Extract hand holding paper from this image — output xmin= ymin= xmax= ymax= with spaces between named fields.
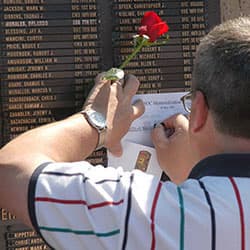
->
xmin=152 ymin=114 xmax=193 ymax=184
xmin=108 ymin=92 xmax=188 ymax=179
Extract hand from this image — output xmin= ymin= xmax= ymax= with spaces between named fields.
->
xmin=151 ymin=114 xmax=195 ymax=184
xmin=83 ymin=73 xmax=145 ymax=156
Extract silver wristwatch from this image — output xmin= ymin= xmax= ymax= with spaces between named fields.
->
xmin=81 ymin=109 xmax=107 ymax=150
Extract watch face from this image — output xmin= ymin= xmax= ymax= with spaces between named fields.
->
xmin=89 ymin=111 xmax=106 ymax=129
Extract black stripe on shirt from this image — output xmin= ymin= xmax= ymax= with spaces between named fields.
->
xmin=28 ymin=162 xmax=54 ymax=249
xmin=122 ymin=173 xmax=134 ymax=250
xmin=189 ymin=154 xmax=250 ymax=179
xmin=199 ymin=180 xmax=216 ymax=250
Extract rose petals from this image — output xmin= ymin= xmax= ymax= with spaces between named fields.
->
xmin=138 ymin=11 xmax=169 ymax=42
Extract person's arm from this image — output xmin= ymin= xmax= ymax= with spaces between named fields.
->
xmin=0 ymin=73 xmax=144 ymax=227
xmin=151 ymin=114 xmax=196 ymax=184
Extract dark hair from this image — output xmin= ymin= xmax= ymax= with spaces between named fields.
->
xmin=192 ymin=16 xmax=250 ymax=138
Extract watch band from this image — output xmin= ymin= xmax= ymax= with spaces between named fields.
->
xmin=81 ymin=109 xmax=107 ymax=150
xmin=96 ymin=127 xmax=106 ymax=150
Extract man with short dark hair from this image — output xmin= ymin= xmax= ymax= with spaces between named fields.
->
xmin=193 ymin=17 xmax=250 ymax=138
xmin=1 ymin=17 xmax=250 ymax=249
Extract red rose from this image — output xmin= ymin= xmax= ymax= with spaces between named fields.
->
xmin=138 ymin=11 xmax=169 ymax=42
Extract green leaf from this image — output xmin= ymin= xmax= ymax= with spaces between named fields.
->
xmin=104 ymin=68 xmax=125 ymax=81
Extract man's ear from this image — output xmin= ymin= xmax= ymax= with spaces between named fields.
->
xmin=189 ymin=91 xmax=209 ymax=133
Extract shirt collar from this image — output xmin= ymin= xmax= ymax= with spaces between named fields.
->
xmin=188 ymin=153 xmax=250 ymax=179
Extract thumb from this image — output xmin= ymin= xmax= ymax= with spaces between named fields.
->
xmin=151 ymin=124 xmax=169 ymax=149
xmin=131 ymin=99 xmax=145 ymax=120
xmin=108 ymin=142 xmax=123 ymax=157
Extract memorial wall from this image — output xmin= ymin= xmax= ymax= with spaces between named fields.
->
xmin=0 ymin=0 xmax=220 ymax=249
xmin=220 ymin=0 xmax=250 ymax=21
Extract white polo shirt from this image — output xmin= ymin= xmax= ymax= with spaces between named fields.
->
xmin=28 ymin=154 xmax=250 ymax=250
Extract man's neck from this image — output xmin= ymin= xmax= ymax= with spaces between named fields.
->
xmin=219 ymin=133 xmax=250 ymax=154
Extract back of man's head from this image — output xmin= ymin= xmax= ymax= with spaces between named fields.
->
xmin=192 ymin=16 xmax=250 ymax=138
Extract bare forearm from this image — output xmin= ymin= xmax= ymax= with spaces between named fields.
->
xmin=0 ymin=113 xmax=98 ymax=226
xmin=0 ymin=113 xmax=97 ymax=168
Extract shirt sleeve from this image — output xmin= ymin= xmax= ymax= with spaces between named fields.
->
xmin=28 ymin=161 xmax=160 ymax=250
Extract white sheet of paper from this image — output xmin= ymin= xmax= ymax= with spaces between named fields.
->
xmin=124 ymin=92 xmax=187 ymax=147
xmin=108 ymin=140 xmax=162 ymax=180
xmin=108 ymin=92 xmax=188 ymax=177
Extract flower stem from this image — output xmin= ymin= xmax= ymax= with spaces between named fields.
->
xmin=119 ymin=38 xmax=148 ymax=70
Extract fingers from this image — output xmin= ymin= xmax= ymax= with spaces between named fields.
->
xmin=151 ymin=114 xmax=189 ymax=149
xmin=110 ymin=79 xmax=124 ymax=100
xmin=95 ymin=73 xmax=140 ymax=100
xmin=131 ymin=99 xmax=145 ymax=120
xmin=161 ymin=114 xmax=189 ymax=131
xmin=112 ymin=77 xmax=124 ymax=87
xmin=151 ymin=124 xmax=169 ymax=149
xmin=110 ymin=74 xmax=141 ymax=104
xmin=123 ymin=75 xmax=140 ymax=98
xmin=96 ymin=71 xmax=124 ymax=88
